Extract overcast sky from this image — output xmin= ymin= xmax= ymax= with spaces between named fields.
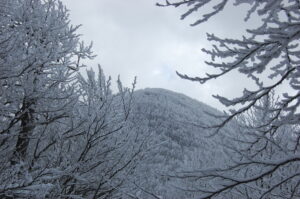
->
xmin=62 ymin=0 xmax=256 ymax=110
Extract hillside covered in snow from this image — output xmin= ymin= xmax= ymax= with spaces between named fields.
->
xmin=124 ymin=88 xmax=232 ymax=199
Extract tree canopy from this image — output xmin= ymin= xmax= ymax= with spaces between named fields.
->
xmin=158 ymin=0 xmax=300 ymax=198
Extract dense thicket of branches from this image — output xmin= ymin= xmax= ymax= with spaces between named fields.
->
xmin=0 ymin=0 xmax=140 ymax=198
xmin=158 ymin=0 xmax=300 ymax=198
xmin=2 ymin=0 xmax=300 ymax=198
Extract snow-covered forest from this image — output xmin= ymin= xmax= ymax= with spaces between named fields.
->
xmin=0 ymin=0 xmax=299 ymax=198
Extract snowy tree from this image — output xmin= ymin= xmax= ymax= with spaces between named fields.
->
xmin=55 ymin=66 xmax=141 ymax=198
xmin=0 ymin=0 xmax=93 ymax=162
xmin=158 ymin=0 xmax=300 ymax=198
xmin=0 ymin=0 xmax=139 ymax=198
xmin=171 ymin=93 xmax=300 ymax=198
xmin=0 ymin=0 xmax=92 ymax=197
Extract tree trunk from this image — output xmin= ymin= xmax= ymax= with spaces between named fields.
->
xmin=13 ymin=98 xmax=35 ymax=163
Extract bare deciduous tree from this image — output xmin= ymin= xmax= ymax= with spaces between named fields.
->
xmin=158 ymin=0 xmax=300 ymax=198
xmin=0 ymin=1 xmax=140 ymax=198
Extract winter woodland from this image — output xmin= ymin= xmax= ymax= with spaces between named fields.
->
xmin=0 ymin=0 xmax=299 ymax=198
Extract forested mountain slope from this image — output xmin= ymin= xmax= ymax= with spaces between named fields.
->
xmin=125 ymin=88 xmax=231 ymax=199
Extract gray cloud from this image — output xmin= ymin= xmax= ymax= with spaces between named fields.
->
xmin=62 ymin=0 xmax=258 ymax=110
